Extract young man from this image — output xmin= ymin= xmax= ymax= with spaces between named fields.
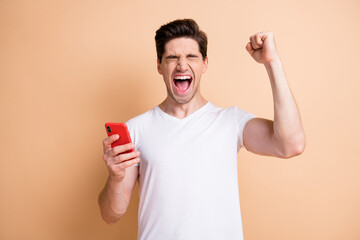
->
xmin=99 ymin=19 xmax=305 ymax=240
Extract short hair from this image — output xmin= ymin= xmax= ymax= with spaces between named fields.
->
xmin=155 ymin=19 xmax=208 ymax=63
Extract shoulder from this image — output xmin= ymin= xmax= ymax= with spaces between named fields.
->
xmin=125 ymin=107 xmax=158 ymax=145
xmin=209 ymin=103 xmax=254 ymax=119
xmin=126 ymin=107 xmax=157 ymax=128
xmin=232 ymin=106 xmax=255 ymax=119
xmin=231 ymin=106 xmax=256 ymax=128
xmin=204 ymin=103 xmax=256 ymax=129
xmin=219 ymin=105 xmax=256 ymax=133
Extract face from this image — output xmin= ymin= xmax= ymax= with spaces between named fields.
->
xmin=157 ymin=37 xmax=208 ymax=105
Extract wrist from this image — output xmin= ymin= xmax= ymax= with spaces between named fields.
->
xmin=108 ymin=174 xmax=124 ymax=187
xmin=264 ymin=56 xmax=282 ymax=69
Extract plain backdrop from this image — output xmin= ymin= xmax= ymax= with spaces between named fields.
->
xmin=1 ymin=0 xmax=359 ymax=239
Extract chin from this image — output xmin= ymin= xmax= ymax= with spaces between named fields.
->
xmin=171 ymin=94 xmax=194 ymax=105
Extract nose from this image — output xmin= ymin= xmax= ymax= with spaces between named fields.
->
xmin=176 ymin=57 xmax=189 ymax=72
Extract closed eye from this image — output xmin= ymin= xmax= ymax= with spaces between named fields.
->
xmin=165 ymin=55 xmax=178 ymax=60
xmin=187 ymin=54 xmax=199 ymax=59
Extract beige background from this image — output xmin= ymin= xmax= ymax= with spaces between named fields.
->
xmin=1 ymin=0 xmax=359 ymax=239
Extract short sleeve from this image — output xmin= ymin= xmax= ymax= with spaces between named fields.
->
xmin=233 ymin=106 xmax=256 ymax=150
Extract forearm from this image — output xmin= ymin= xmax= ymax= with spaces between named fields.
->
xmin=264 ymin=57 xmax=305 ymax=156
xmin=98 ymin=176 xmax=128 ymax=224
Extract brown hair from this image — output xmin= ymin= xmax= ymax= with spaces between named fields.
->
xmin=155 ymin=19 xmax=208 ymax=63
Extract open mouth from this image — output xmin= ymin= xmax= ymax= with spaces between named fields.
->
xmin=173 ymin=75 xmax=192 ymax=93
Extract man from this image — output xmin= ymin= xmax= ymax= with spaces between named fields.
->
xmin=98 ymin=19 xmax=305 ymax=240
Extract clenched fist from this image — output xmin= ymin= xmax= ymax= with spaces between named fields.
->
xmin=246 ymin=32 xmax=279 ymax=64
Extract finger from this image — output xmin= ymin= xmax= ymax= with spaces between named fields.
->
xmin=121 ymin=157 xmax=141 ymax=168
xmin=257 ymin=31 xmax=273 ymax=39
xmin=112 ymin=150 xmax=140 ymax=164
xmin=103 ymin=134 xmax=119 ymax=151
xmin=255 ymin=34 xmax=263 ymax=46
xmin=104 ymin=142 xmax=134 ymax=158
xmin=111 ymin=143 xmax=135 ymax=156
xmin=108 ymin=157 xmax=140 ymax=178
xmin=249 ymin=35 xmax=262 ymax=50
xmin=104 ymin=142 xmax=135 ymax=160
xmin=246 ymin=42 xmax=254 ymax=55
xmin=257 ymin=32 xmax=275 ymax=47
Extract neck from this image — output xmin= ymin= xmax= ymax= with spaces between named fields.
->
xmin=159 ymin=95 xmax=208 ymax=119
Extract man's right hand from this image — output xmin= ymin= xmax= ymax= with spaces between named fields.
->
xmin=102 ymin=134 xmax=140 ymax=182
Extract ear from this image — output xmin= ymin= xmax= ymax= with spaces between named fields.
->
xmin=157 ymin=59 xmax=162 ymax=74
xmin=202 ymin=57 xmax=208 ymax=73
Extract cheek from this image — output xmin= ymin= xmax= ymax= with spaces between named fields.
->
xmin=162 ymin=70 xmax=173 ymax=84
xmin=163 ymin=64 xmax=175 ymax=74
xmin=191 ymin=65 xmax=203 ymax=76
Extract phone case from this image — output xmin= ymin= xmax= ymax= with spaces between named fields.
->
xmin=105 ymin=123 xmax=134 ymax=153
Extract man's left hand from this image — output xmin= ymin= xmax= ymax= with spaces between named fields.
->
xmin=246 ymin=32 xmax=279 ymax=64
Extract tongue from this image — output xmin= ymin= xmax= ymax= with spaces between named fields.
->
xmin=175 ymin=80 xmax=190 ymax=91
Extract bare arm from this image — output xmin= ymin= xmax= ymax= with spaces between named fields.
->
xmin=243 ymin=32 xmax=305 ymax=158
xmin=98 ymin=135 xmax=140 ymax=224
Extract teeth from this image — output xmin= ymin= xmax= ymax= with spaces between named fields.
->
xmin=174 ymin=76 xmax=191 ymax=80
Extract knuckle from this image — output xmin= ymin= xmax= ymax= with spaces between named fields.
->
xmin=105 ymin=158 xmax=113 ymax=167
xmin=104 ymin=148 xmax=111 ymax=155
xmin=117 ymin=154 xmax=125 ymax=161
xmin=109 ymin=148 xmax=117 ymax=156
xmin=109 ymin=164 xmax=117 ymax=173
xmin=103 ymin=138 xmax=110 ymax=146
xmin=116 ymin=154 xmax=126 ymax=162
xmin=118 ymin=163 xmax=126 ymax=171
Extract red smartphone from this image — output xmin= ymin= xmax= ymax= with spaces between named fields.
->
xmin=105 ymin=123 xmax=134 ymax=153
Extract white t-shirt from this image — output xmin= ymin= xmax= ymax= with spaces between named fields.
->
xmin=126 ymin=102 xmax=255 ymax=240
